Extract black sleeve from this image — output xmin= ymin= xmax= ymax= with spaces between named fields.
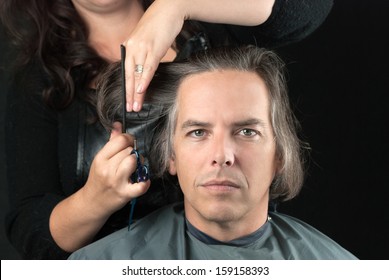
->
xmin=203 ymin=0 xmax=334 ymax=48
xmin=5 ymin=61 xmax=70 ymax=259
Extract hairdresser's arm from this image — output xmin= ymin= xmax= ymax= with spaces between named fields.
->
xmin=124 ymin=0 xmax=275 ymax=112
xmin=5 ymin=62 xmax=149 ymax=257
xmin=50 ymin=127 xmax=150 ymax=252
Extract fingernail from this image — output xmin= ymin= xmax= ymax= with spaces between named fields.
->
xmin=136 ymin=83 xmax=143 ymax=94
xmin=133 ymin=101 xmax=140 ymax=112
xmin=126 ymin=102 xmax=132 ymax=112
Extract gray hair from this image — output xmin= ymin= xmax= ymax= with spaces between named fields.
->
xmin=97 ymin=45 xmax=307 ymax=201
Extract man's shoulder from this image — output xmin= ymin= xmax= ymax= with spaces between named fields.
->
xmin=68 ymin=203 xmax=185 ymax=260
xmin=268 ymin=212 xmax=358 ymax=259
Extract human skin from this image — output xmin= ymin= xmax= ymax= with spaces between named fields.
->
xmin=169 ymin=70 xmax=280 ymax=242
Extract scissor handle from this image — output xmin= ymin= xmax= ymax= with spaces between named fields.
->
xmin=130 ymin=149 xmax=149 ymax=183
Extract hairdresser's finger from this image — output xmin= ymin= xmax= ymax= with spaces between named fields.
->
xmin=100 ymin=133 xmax=135 ymax=160
xmin=116 ymin=155 xmax=151 ymax=198
xmin=109 ymin=122 xmax=123 ymax=140
xmin=124 ymin=44 xmax=147 ymax=112
xmin=115 ymin=150 xmax=137 ymax=179
xmin=132 ymin=54 xmax=159 ymax=112
xmin=126 ymin=181 xmax=151 ymax=200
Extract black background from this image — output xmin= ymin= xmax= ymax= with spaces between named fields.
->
xmin=1 ymin=0 xmax=388 ymax=259
xmin=276 ymin=0 xmax=389 ymax=259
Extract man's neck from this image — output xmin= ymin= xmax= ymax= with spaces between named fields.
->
xmin=185 ymin=206 xmax=269 ymax=243
xmin=185 ymin=217 xmax=270 ymax=246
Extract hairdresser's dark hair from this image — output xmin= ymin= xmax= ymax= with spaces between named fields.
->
xmin=1 ymin=0 xmax=103 ymax=108
xmin=97 ymin=45 xmax=308 ymax=201
xmin=0 ymin=0 xmax=202 ymax=109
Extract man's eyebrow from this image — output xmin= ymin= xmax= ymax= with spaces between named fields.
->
xmin=233 ymin=118 xmax=267 ymax=128
xmin=180 ymin=118 xmax=268 ymax=130
xmin=181 ymin=120 xmax=211 ymax=130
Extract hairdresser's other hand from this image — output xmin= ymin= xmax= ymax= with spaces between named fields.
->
xmin=123 ymin=0 xmax=184 ymax=112
xmin=84 ymin=122 xmax=151 ymax=216
xmin=123 ymin=0 xmax=276 ymax=112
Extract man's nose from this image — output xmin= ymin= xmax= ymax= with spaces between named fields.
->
xmin=211 ymin=134 xmax=235 ymax=167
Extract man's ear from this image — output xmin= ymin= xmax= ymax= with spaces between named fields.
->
xmin=168 ymin=156 xmax=177 ymax=175
xmin=275 ymin=156 xmax=283 ymax=175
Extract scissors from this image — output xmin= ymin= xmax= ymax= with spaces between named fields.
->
xmin=120 ymin=45 xmax=149 ymax=230
xmin=129 ymin=139 xmax=149 ymax=183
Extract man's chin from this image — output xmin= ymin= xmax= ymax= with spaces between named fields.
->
xmin=200 ymin=205 xmax=239 ymax=224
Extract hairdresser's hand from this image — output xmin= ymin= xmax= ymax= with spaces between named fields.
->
xmin=83 ymin=122 xmax=150 ymax=216
xmin=123 ymin=1 xmax=184 ymax=112
xmin=50 ymin=122 xmax=150 ymax=251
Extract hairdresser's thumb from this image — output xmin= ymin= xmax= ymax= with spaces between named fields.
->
xmin=109 ymin=121 xmax=123 ymax=140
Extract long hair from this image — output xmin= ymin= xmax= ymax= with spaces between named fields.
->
xmin=0 ymin=0 xmax=202 ymax=109
xmin=97 ymin=45 xmax=308 ymax=201
xmin=0 ymin=0 xmax=105 ymax=108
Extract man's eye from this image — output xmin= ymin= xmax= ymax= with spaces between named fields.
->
xmin=190 ymin=130 xmax=205 ymax=137
xmin=239 ymin=128 xmax=258 ymax=137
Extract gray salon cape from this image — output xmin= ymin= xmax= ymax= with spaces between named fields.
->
xmin=68 ymin=203 xmax=357 ymax=260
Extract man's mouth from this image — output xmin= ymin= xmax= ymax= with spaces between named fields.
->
xmin=200 ymin=179 xmax=241 ymax=191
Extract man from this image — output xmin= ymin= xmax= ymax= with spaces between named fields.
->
xmin=69 ymin=46 xmax=356 ymax=259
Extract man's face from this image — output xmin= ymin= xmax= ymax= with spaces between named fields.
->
xmin=169 ymin=70 xmax=279 ymax=232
